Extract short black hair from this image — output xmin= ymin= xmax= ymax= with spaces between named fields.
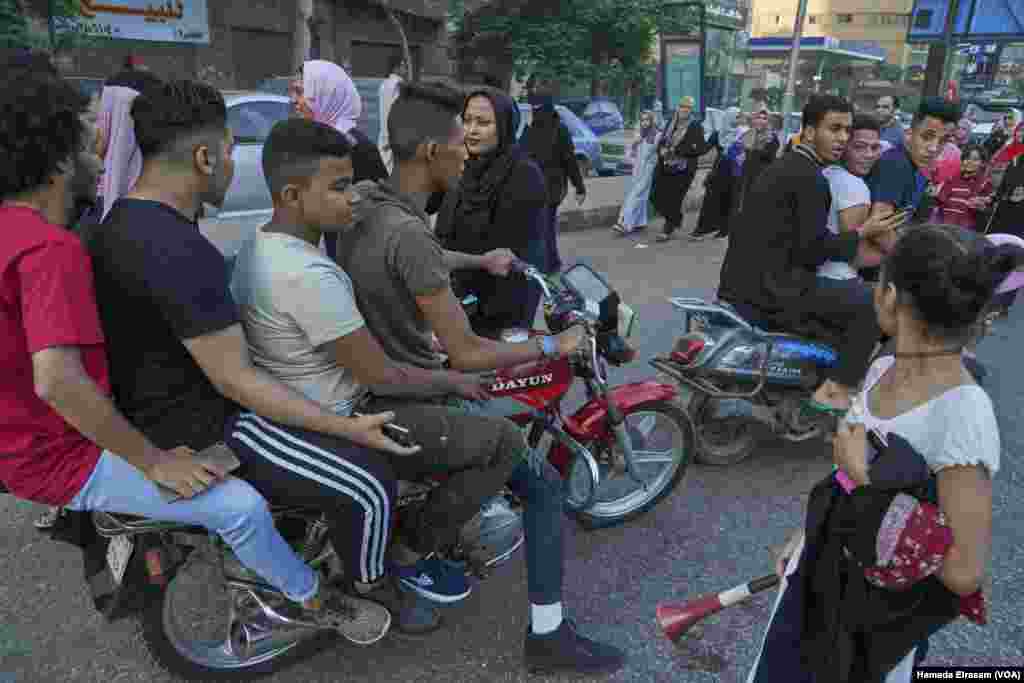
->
xmin=0 ymin=70 xmax=88 ymax=199
xmin=802 ymin=94 xmax=852 ymax=129
xmin=913 ymin=97 xmax=960 ymax=129
xmin=851 ymin=113 xmax=881 ymax=134
xmin=960 ymin=143 xmax=987 ymax=162
xmin=388 ymin=55 xmax=405 ymax=74
xmin=482 ymin=74 xmax=502 ymax=89
xmin=388 ymin=81 xmax=464 ymax=162
xmin=131 ymin=80 xmax=227 ymax=161
xmin=884 ymin=224 xmax=1018 ymax=339
xmin=105 ymin=69 xmax=163 ymax=94
xmin=261 ymin=118 xmax=353 ymax=196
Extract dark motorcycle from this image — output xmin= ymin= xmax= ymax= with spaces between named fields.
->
xmin=650 ymin=297 xmax=841 ymax=466
xmin=1 ymin=477 xmax=521 ymax=681
xmin=651 ymin=241 xmax=1024 ymax=466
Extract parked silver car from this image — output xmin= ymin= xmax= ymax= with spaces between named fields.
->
xmin=200 ymin=92 xmax=293 ymax=253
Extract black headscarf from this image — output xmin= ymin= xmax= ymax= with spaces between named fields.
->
xmin=455 ymin=87 xmax=521 ymax=223
xmin=523 ymin=97 xmax=560 ymax=165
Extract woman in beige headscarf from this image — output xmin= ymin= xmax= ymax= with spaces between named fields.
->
xmin=730 ymin=104 xmax=781 ymax=222
xmin=650 ymin=96 xmax=717 ymax=242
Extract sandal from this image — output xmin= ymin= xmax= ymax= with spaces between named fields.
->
xmin=612 ymin=223 xmax=630 ymax=236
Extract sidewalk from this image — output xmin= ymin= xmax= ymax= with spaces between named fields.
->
xmin=202 ymin=166 xmax=712 ymax=256
xmin=557 ymin=167 xmax=709 ymax=234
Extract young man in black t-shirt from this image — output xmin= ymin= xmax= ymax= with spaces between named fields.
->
xmin=718 ymin=95 xmax=904 ymax=424
xmin=88 ymin=80 xmax=421 ymax=642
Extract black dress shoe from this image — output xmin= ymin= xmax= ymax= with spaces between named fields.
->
xmin=524 ymin=619 xmax=626 ymax=675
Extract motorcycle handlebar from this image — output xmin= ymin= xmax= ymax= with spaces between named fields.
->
xmin=512 ymin=260 xmax=554 ymax=302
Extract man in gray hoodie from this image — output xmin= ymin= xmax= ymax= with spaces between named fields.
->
xmin=336 ymin=81 xmax=627 ymax=676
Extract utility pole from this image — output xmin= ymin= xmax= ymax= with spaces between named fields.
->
xmin=781 ymin=0 xmax=809 ymax=124
xmin=293 ymin=0 xmax=314 ymax=74
xmin=940 ymin=0 xmax=960 ymax=97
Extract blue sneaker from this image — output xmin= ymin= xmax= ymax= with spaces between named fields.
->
xmin=395 ymin=554 xmax=472 ymax=604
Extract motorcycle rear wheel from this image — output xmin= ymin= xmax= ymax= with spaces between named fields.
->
xmin=572 ymin=400 xmax=693 ymax=530
xmin=688 ymin=393 xmax=758 ymax=466
xmin=141 ymin=548 xmax=329 ymax=681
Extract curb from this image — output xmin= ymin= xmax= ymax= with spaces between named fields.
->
xmin=559 ymin=174 xmax=708 ymax=234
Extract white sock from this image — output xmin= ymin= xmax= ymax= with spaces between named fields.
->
xmin=530 ymin=602 xmax=564 ymax=635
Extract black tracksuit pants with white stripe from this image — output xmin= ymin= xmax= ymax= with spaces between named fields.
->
xmin=225 ymin=412 xmax=396 ymax=584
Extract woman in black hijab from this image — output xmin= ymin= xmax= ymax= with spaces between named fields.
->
xmin=435 ymin=87 xmax=549 ymax=337
xmin=521 ymin=97 xmax=586 ymax=275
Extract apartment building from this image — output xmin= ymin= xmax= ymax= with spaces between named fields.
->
xmin=23 ymin=0 xmax=455 ymax=89
xmin=751 ymin=0 xmax=917 ymax=67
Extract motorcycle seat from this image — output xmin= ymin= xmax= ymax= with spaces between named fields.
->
xmin=93 ymin=502 xmax=326 ymax=538
xmin=717 ymin=300 xmax=843 ymax=347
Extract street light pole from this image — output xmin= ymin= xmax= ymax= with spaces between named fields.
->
xmin=939 ymin=0 xmax=961 ymax=97
xmin=781 ymin=0 xmax=809 ymax=124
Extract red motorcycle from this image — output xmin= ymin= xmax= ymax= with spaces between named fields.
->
xmin=471 ymin=261 xmax=693 ymax=529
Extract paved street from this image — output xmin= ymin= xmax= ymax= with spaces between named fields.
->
xmin=2 ymin=228 xmax=1022 ymax=682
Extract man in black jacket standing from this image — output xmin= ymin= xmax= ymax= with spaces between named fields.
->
xmin=521 ymin=97 xmax=586 ymax=274
xmin=718 ymin=95 xmax=905 ymax=425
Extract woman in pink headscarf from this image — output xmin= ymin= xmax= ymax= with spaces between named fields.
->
xmin=290 ymin=59 xmax=388 ymax=260
xmin=95 ymin=71 xmax=162 ymax=219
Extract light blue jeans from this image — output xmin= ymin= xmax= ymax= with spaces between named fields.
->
xmin=68 ymin=451 xmax=318 ymax=603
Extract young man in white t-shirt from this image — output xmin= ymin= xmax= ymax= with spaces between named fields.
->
xmin=819 ymin=114 xmax=884 ymax=280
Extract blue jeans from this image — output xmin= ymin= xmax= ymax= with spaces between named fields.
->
xmin=453 ymin=399 xmax=564 ymax=605
xmin=68 ymin=451 xmax=318 ymax=603
xmin=507 ymin=458 xmax=565 ymax=605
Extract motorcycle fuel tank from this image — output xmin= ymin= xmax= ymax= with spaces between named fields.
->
xmin=704 ymin=329 xmax=838 ymax=387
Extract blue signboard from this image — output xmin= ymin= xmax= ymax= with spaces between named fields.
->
xmin=54 ymin=0 xmax=210 ymax=43
xmin=908 ymin=0 xmax=1024 ymax=41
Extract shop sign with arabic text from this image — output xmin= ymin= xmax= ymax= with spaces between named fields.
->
xmin=54 ymin=0 xmax=210 ymax=43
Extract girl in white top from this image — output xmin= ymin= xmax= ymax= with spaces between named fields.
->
xmin=749 ymin=223 xmax=1011 ymax=683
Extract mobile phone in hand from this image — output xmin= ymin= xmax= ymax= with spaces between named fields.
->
xmin=352 ymin=412 xmax=417 ymax=448
xmin=157 ymin=442 xmax=240 ymax=503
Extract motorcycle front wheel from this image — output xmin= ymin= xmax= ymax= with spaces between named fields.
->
xmin=572 ymin=400 xmax=693 ymax=530
xmin=141 ymin=546 xmax=328 ymax=681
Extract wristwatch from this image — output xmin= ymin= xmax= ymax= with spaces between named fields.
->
xmin=536 ymin=335 xmax=558 ymax=359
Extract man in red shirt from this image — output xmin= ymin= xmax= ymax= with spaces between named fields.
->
xmin=0 ymin=68 xmax=388 ymax=642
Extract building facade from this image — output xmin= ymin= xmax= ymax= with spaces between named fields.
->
xmin=23 ymin=0 xmax=454 ymax=88
xmin=751 ymin=0 xmax=915 ymax=67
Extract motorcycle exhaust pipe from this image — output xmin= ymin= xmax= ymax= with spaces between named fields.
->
xmin=228 ymin=587 xmax=320 ymax=661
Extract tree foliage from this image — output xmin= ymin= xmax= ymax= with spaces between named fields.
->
xmin=0 ymin=0 xmax=97 ymax=53
xmin=464 ymin=0 xmax=701 ymax=89
xmin=0 ymin=0 xmax=30 ymax=49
